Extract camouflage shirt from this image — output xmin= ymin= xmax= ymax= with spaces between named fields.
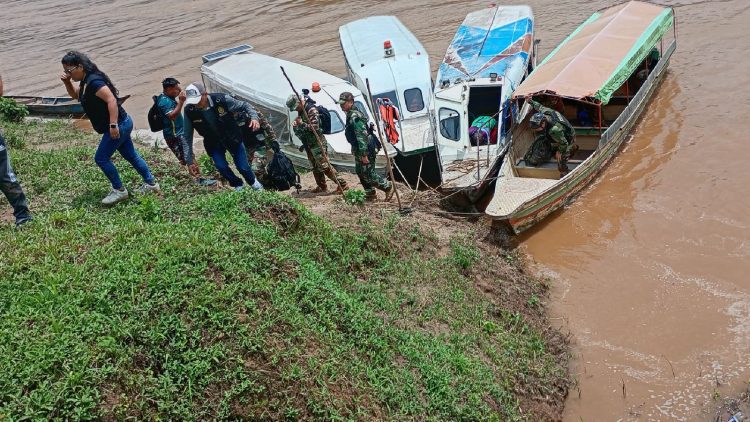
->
xmin=531 ymin=100 xmax=570 ymax=153
xmin=345 ymin=108 xmax=369 ymax=156
xmin=256 ymin=110 xmax=277 ymax=147
xmin=293 ymin=104 xmax=323 ymax=145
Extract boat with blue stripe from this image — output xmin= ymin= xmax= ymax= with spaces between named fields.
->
xmin=433 ymin=5 xmax=537 ymax=201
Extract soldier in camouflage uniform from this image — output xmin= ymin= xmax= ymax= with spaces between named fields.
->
xmin=286 ymin=95 xmax=348 ymax=193
xmin=236 ymin=108 xmax=277 ymax=186
xmin=524 ymin=98 xmax=577 ymax=176
xmin=338 ymin=92 xmax=393 ymax=201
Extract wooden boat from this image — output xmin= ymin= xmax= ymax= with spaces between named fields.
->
xmin=200 ymin=45 xmax=393 ymax=175
xmin=433 ymin=5 xmax=537 ymax=202
xmin=339 ymin=16 xmax=440 ymax=186
xmin=485 ymin=1 xmax=677 ymax=234
xmin=7 ymin=95 xmax=130 ymax=118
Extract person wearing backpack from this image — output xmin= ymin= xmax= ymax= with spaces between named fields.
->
xmin=153 ymin=78 xmax=215 ymax=186
xmin=286 ymin=94 xmax=347 ymax=193
xmin=339 ymin=92 xmax=393 ymax=202
xmin=524 ymin=97 xmax=577 ymax=176
xmin=183 ymin=82 xmax=263 ymax=191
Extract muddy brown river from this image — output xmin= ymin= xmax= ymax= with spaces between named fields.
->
xmin=3 ymin=0 xmax=749 ymax=420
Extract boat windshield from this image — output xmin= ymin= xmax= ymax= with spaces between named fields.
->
xmin=329 ymin=110 xmax=345 ymax=134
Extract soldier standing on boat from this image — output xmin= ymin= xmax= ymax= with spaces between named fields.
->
xmin=524 ymin=97 xmax=577 ymax=177
xmin=339 ymin=92 xmax=393 ymax=201
xmin=286 ymin=94 xmax=348 ymax=193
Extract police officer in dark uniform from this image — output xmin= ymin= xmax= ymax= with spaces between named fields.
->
xmin=183 ymin=82 xmax=263 ymax=191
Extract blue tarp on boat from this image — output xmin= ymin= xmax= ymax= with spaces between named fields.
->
xmin=437 ymin=6 xmax=534 ymax=85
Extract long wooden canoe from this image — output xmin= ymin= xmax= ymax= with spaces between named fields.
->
xmin=486 ymin=1 xmax=676 ymax=234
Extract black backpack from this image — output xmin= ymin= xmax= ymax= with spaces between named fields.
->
xmin=266 ymin=141 xmax=301 ymax=192
xmin=304 ymin=100 xmax=332 ymax=135
xmin=147 ymin=95 xmax=164 ymax=132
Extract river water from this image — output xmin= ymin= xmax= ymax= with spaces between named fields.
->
xmin=3 ymin=0 xmax=748 ymax=420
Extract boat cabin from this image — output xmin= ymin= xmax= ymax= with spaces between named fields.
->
xmin=339 ymin=16 xmax=434 ymax=155
xmin=434 ymin=5 xmax=536 ymax=190
xmin=434 ymin=6 xmax=535 ymax=150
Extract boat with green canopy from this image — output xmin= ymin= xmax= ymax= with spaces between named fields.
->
xmin=486 ymin=0 xmax=676 ymax=234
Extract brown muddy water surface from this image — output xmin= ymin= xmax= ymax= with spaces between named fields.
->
xmin=3 ymin=0 xmax=750 ymax=420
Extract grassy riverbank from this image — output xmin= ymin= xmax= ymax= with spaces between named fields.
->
xmin=0 ymin=118 xmax=568 ymax=420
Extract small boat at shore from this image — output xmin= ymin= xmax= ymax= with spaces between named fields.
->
xmin=7 ymin=95 xmax=130 ymax=118
xmin=433 ymin=5 xmax=537 ymax=203
xmin=200 ymin=45 xmax=393 ymax=175
xmin=339 ymin=16 xmax=440 ymax=186
xmin=486 ymin=0 xmax=677 ymax=234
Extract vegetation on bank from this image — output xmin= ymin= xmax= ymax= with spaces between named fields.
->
xmin=0 ymin=117 xmax=568 ymax=420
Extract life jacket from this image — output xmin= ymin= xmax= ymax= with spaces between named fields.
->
xmin=378 ymin=103 xmax=399 ymax=145
xmin=79 ymin=73 xmax=126 ymax=134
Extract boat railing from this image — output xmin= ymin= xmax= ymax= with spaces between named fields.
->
xmin=600 ymin=40 xmax=676 ymax=148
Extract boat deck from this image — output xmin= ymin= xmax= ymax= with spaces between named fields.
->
xmin=513 ymin=148 xmax=594 ymax=179
xmin=486 ymin=160 xmax=557 ymax=217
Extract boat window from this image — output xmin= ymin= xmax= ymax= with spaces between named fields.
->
xmin=404 ymin=88 xmax=424 ymax=112
xmin=354 ymin=101 xmax=368 ymax=116
xmin=329 ymin=110 xmax=345 ymax=134
xmin=439 ymin=108 xmax=460 ymax=141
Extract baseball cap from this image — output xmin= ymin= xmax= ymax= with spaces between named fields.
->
xmin=338 ymin=92 xmax=354 ymax=105
xmin=184 ymin=82 xmax=206 ymax=105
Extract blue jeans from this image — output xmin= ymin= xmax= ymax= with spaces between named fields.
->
xmin=94 ymin=115 xmax=155 ymax=190
xmin=208 ymin=141 xmax=256 ymax=187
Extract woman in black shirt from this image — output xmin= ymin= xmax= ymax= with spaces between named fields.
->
xmin=60 ymin=51 xmax=159 ymax=206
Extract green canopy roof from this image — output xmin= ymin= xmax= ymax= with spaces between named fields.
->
xmin=513 ymin=1 xmax=674 ymax=104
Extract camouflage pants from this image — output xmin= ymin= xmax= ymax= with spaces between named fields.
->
xmin=304 ymin=142 xmax=347 ymax=190
xmin=524 ymin=137 xmax=574 ymax=172
xmin=354 ymin=150 xmax=391 ymax=197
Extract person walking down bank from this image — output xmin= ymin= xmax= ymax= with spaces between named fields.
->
xmin=155 ymin=77 xmax=216 ymax=186
xmin=60 ymin=51 xmax=159 ymax=206
xmin=287 ymin=94 xmax=348 ymax=193
xmin=339 ymin=92 xmax=393 ymax=201
xmin=0 ymin=74 xmax=32 ymax=227
xmin=183 ymin=83 xmax=263 ymax=191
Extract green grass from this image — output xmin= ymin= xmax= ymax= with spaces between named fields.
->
xmin=0 ymin=119 xmax=567 ymax=420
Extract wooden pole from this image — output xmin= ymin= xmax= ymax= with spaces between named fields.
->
xmin=280 ymin=66 xmax=344 ymax=195
xmin=365 ymin=78 xmax=403 ymax=209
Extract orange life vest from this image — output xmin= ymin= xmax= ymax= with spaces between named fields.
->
xmin=378 ymin=103 xmax=400 ymax=145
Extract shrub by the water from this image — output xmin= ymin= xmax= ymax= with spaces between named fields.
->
xmin=0 ymin=97 xmax=29 ymax=123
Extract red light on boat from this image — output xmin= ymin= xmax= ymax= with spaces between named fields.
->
xmin=311 ymin=82 xmax=321 ymax=92
xmin=384 ymin=40 xmax=392 ymax=49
